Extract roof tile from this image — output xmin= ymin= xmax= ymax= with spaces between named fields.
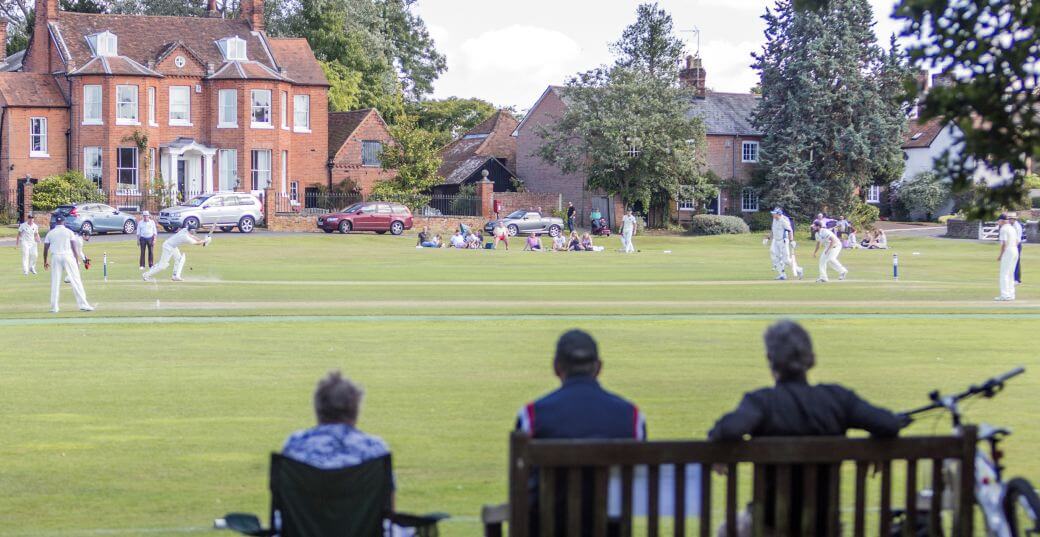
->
xmin=0 ymin=72 xmax=66 ymax=107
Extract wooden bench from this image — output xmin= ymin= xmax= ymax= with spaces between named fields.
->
xmin=484 ymin=427 xmax=977 ymax=537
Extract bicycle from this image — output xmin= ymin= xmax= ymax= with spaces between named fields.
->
xmin=900 ymin=367 xmax=1040 ymax=536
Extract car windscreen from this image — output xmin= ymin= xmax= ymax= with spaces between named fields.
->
xmin=54 ymin=206 xmax=74 ymax=215
xmin=505 ymin=210 xmax=526 ymax=219
xmin=342 ymin=203 xmax=363 ymax=213
xmin=182 ymin=196 xmax=211 ymax=207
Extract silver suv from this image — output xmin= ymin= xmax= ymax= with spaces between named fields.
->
xmin=158 ymin=192 xmax=263 ymax=233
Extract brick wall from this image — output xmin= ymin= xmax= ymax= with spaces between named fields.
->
xmin=1 ymin=107 xmax=69 ymax=188
xmin=330 ymin=111 xmax=394 ymax=195
xmin=492 ymin=192 xmax=561 ymax=217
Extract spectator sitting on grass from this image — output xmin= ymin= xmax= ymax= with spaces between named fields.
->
xmin=450 ymin=231 xmax=466 ymax=249
xmin=466 ymin=231 xmax=482 ymax=249
xmin=417 ymin=226 xmax=436 ymax=248
xmin=431 ymin=234 xmax=443 ymax=248
xmin=568 ymin=232 xmax=584 ymax=251
xmin=493 ymin=222 xmax=509 ymax=250
xmin=580 ymin=232 xmax=594 ymax=251
xmin=524 ymin=232 xmax=542 ymax=251
xmin=551 ymin=233 xmax=567 ymax=252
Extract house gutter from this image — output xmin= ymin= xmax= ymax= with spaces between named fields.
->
xmin=67 ymin=75 xmax=73 ymax=171
xmin=0 ymin=106 xmax=7 ymax=185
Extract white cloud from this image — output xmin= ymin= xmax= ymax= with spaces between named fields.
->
xmin=699 ymin=40 xmax=760 ymax=93
xmin=458 ymin=25 xmax=583 ymax=72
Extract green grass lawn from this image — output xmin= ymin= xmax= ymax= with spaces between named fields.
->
xmin=0 ymin=231 xmax=1036 ymax=536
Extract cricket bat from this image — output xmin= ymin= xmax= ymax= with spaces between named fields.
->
xmin=203 ymin=224 xmax=215 ymax=246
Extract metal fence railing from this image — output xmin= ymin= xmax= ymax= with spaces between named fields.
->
xmin=0 ymin=186 xmax=17 ymax=223
xmin=426 ymin=195 xmax=481 ymax=217
xmin=100 ymin=190 xmax=172 ymax=214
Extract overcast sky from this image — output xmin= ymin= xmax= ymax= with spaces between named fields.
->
xmin=414 ymin=0 xmax=904 ymax=111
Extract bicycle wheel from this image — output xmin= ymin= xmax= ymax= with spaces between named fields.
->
xmin=1004 ymin=477 xmax=1040 ymax=536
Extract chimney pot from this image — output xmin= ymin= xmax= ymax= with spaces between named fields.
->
xmin=25 ymin=0 xmax=58 ymax=72
xmin=241 ymin=0 xmax=264 ymax=30
xmin=679 ymin=55 xmax=707 ymax=98
xmin=207 ymin=0 xmax=218 ymax=17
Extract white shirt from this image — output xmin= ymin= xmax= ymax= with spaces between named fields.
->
xmin=43 ymin=225 xmax=75 ymax=256
xmin=450 ymin=234 xmax=466 ymax=248
xmin=817 ymin=228 xmax=840 ymax=249
xmin=17 ymin=221 xmax=38 ymax=244
xmin=72 ymin=234 xmax=87 ymax=261
xmin=771 ymin=217 xmax=791 ymax=241
xmin=164 ymin=228 xmax=195 ymax=249
xmin=1012 ymin=220 xmax=1025 ymax=243
xmin=1000 ymin=223 xmax=1020 ymax=253
xmin=137 ymin=219 xmax=157 ymax=239
xmin=622 ymin=215 xmax=637 ymax=234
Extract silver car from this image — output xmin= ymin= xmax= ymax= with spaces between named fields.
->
xmin=484 ymin=210 xmax=564 ymax=237
xmin=51 ymin=203 xmax=138 ymax=235
xmin=158 ymin=192 xmax=263 ymax=233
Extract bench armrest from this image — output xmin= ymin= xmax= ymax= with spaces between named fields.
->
xmin=482 ymin=503 xmax=509 ymax=537
xmin=218 ymin=513 xmax=274 ymax=536
xmin=386 ymin=511 xmax=450 ymax=528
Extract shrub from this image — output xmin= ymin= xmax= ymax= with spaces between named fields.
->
xmin=743 ymin=211 xmax=773 ymax=232
xmin=894 ymin=172 xmax=950 ymax=220
xmin=687 ymin=214 xmax=750 ymax=235
xmin=937 ymin=213 xmax=962 ymax=225
xmin=32 ymin=171 xmax=105 ymax=212
xmin=848 ymin=202 xmax=880 ymax=230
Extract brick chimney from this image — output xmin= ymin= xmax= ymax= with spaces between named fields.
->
xmin=24 ymin=0 xmax=58 ymax=73
xmin=240 ymin=0 xmax=264 ymax=30
xmin=0 ymin=18 xmax=8 ymax=63
xmin=207 ymin=0 xmax=219 ymax=17
xmin=679 ymin=55 xmax=707 ymax=99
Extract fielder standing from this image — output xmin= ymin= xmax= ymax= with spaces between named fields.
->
xmin=812 ymin=220 xmax=848 ymax=282
xmin=996 ymin=213 xmax=1019 ymax=301
xmin=15 ymin=213 xmax=41 ymax=275
xmin=620 ymin=209 xmax=637 ymax=253
xmin=42 ymin=215 xmax=93 ymax=313
xmin=142 ymin=226 xmax=208 ymax=282
xmin=785 ymin=212 xmax=805 ymax=279
xmin=768 ymin=208 xmax=802 ymax=280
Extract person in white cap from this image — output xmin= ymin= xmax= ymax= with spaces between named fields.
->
xmin=42 ymin=215 xmax=93 ymax=313
xmin=812 ymin=220 xmax=847 ymax=282
xmin=137 ymin=211 xmax=157 ymax=269
xmin=767 ymin=208 xmax=802 ymax=280
xmin=143 ymin=226 xmax=208 ymax=282
xmin=15 ymin=212 xmax=41 ymax=275
xmin=996 ymin=213 xmax=1019 ymax=301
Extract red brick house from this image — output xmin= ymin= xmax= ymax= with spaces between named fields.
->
xmin=435 ymin=109 xmax=518 ymax=195
xmin=0 ymin=0 xmax=329 ymax=203
xmin=514 ymin=56 xmax=763 ymax=227
xmin=327 ymin=108 xmax=395 ymax=198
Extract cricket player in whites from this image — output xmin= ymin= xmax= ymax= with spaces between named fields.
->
xmin=15 ymin=212 xmax=41 ymax=275
xmin=767 ymin=208 xmax=803 ymax=280
xmin=812 ymin=220 xmax=848 ymax=282
xmin=42 ymin=215 xmax=93 ymax=312
xmin=996 ymin=213 xmax=1019 ymax=301
xmin=142 ymin=226 xmax=209 ymax=282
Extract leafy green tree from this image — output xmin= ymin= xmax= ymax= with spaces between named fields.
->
xmin=321 ymin=60 xmax=362 ymax=112
xmin=753 ymin=0 xmax=908 ymax=219
xmin=379 ymin=0 xmax=446 ymax=100
xmin=895 ymin=172 xmax=949 ymax=220
xmin=537 ymin=3 xmax=713 ymax=211
xmin=370 ymin=115 xmax=442 ymax=209
xmin=894 ymin=0 xmax=1040 ymax=219
xmin=32 ymin=171 xmax=106 ymax=212
xmin=410 ymin=97 xmax=498 ymax=147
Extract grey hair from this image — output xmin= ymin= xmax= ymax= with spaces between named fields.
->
xmin=313 ymin=370 xmax=364 ymax=424
xmin=763 ymin=320 xmax=816 ymax=381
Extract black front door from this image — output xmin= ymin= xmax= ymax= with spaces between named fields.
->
xmin=177 ymin=160 xmax=187 ymax=199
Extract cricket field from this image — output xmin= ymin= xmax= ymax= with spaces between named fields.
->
xmin=0 ymin=229 xmax=1036 ymax=536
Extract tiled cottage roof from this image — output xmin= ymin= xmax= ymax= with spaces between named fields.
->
xmin=328 ymin=109 xmax=376 ymax=159
xmin=904 ymin=117 xmax=945 ymax=149
xmin=267 ymin=38 xmax=328 ymax=86
xmin=686 ymin=92 xmax=762 ymax=136
xmin=68 ymin=55 xmax=162 ymax=77
xmin=438 ymin=110 xmax=518 ymax=181
xmin=0 ymin=72 xmax=66 ymax=107
xmin=208 ymin=60 xmax=286 ymax=82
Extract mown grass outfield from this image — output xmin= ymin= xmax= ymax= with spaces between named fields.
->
xmin=0 ymin=229 xmax=1037 ymax=536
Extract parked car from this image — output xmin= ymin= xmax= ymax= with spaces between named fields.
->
xmin=158 ymin=192 xmax=263 ymax=233
xmin=316 ymin=202 xmax=413 ymax=235
xmin=51 ymin=203 xmax=138 ymax=235
xmin=484 ymin=210 xmax=564 ymax=237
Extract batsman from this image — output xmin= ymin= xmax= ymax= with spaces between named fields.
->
xmin=767 ymin=208 xmax=801 ymax=280
xmin=142 ymin=225 xmax=211 ymax=282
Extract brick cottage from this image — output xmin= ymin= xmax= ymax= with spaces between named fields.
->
xmin=0 ymin=0 xmax=330 ymax=205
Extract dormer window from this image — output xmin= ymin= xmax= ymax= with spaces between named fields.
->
xmin=219 ymin=37 xmax=248 ymax=61
xmin=88 ymin=31 xmax=118 ymax=57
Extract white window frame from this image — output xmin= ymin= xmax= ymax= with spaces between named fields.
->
xmin=280 ymin=150 xmax=288 ymax=192
xmin=89 ymin=31 xmax=118 ymax=57
xmin=293 ymin=94 xmax=310 ymax=132
xmin=361 ymin=140 xmax=382 ymax=167
xmin=741 ymin=188 xmax=759 ymax=212
xmin=218 ymin=149 xmax=238 ymax=191
xmin=280 ymin=91 xmax=289 ymax=130
xmin=251 ymin=149 xmax=272 ymax=191
xmin=116 ymin=85 xmax=139 ymax=125
xmin=290 ymin=181 xmax=299 ymax=202
xmin=84 ymin=147 xmax=103 ymax=187
xmin=148 ymin=87 xmax=157 ymax=126
xmin=218 ymin=89 xmax=237 ymax=128
xmin=220 ymin=37 xmax=247 ymax=61
xmin=866 ymin=184 xmax=881 ymax=204
xmin=83 ymin=85 xmax=102 ymax=125
xmin=116 ymin=147 xmax=139 ymax=191
xmin=251 ymin=89 xmax=272 ymax=128
xmin=149 ymin=147 xmax=157 ymax=182
xmin=677 ymin=199 xmax=695 ymax=212
xmin=168 ymin=86 xmax=192 ymax=126
xmin=29 ymin=117 xmax=48 ymax=157
xmin=741 ymin=141 xmax=759 ymax=163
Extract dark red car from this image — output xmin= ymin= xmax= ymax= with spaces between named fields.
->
xmin=316 ymin=202 xmax=414 ymax=235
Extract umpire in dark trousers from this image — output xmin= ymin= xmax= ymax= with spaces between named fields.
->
xmin=1010 ymin=212 xmax=1024 ymax=284
xmin=516 ymin=329 xmax=646 ymax=537
xmin=137 ymin=211 xmax=157 ymax=269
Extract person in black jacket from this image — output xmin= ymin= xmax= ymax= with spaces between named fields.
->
xmin=709 ymin=320 xmax=907 ymax=536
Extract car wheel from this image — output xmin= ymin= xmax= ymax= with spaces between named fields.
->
xmin=80 ymin=222 xmax=94 ymax=235
xmin=548 ymin=225 xmax=561 ymax=237
xmin=183 ymin=217 xmax=201 ymax=230
xmin=220 ymin=226 xmax=235 ymax=233
xmin=338 ymin=220 xmax=352 ymax=234
xmin=237 ymin=216 xmax=255 ymax=233
xmin=322 ymin=228 xmax=334 ymax=234
xmin=390 ymin=221 xmax=404 ymax=235
xmin=507 ymin=224 xmax=519 ymax=236
xmin=123 ymin=219 xmax=137 ymax=235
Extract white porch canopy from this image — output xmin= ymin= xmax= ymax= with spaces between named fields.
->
xmin=159 ymin=138 xmax=218 ymax=198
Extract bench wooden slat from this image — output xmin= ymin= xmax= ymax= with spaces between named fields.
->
xmin=752 ymin=465 xmax=766 ymax=537
xmin=879 ymin=461 xmax=892 ymax=537
xmin=854 ymin=462 xmax=868 ymax=537
xmin=725 ymin=463 xmax=738 ymax=537
xmin=566 ymin=468 xmax=581 ymax=537
xmin=827 ymin=463 xmax=841 ymax=536
xmin=593 ymin=466 xmax=608 ymax=537
xmin=648 ymin=464 xmax=660 ymax=537
xmin=510 ymin=434 xmax=530 ymax=537
xmin=621 ymin=465 xmax=634 ymax=537
xmin=539 ymin=467 xmax=556 ymax=537
xmin=929 ymin=459 xmax=942 ymax=537
xmin=802 ymin=464 xmax=818 ymax=536
xmin=674 ymin=464 xmax=686 ymax=537
xmin=905 ymin=459 xmax=918 ymax=537
xmin=775 ymin=464 xmax=791 ymax=537
xmin=955 ymin=427 xmax=977 ymax=537
xmin=699 ymin=466 xmax=712 ymax=537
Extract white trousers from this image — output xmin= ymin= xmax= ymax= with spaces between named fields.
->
xmin=144 ymin=245 xmax=185 ymax=279
xmin=622 ymin=231 xmax=634 ymax=253
xmin=818 ymin=245 xmax=845 ymax=281
xmin=21 ymin=243 xmax=38 ymax=273
xmin=770 ymin=240 xmax=789 ymax=274
xmin=1000 ymin=249 xmax=1019 ymax=299
xmin=50 ymin=253 xmax=90 ymax=311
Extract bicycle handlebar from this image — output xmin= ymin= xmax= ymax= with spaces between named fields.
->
xmin=902 ymin=366 xmax=1025 ymax=417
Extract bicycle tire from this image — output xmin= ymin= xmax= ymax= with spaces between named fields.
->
xmin=1003 ymin=477 xmax=1040 ymax=536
